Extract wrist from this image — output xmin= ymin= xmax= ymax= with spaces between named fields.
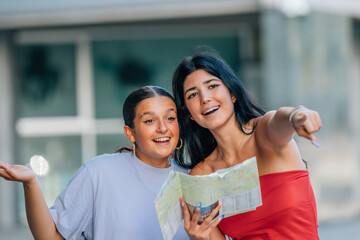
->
xmin=23 ymin=175 xmax=38 ymax=188
xmin=289 ymin=106 xmax=306 ymax=126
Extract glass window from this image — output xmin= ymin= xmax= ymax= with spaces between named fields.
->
xmin=17 ymin=136 xmax=82 ymax=224
xmin=16 ymin=44 xmax=76 ymax=117
xmin=93 ymin=37 xmax=239 ymax=119
xmin=96 ymin=134 xmax=132 ymax=155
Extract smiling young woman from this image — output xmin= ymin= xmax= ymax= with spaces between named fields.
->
xmin=172 ymin=51 xmax=321 ymax=240
xmin=123 ymin=95 xmax=179 ymax=168
xmin=0 ymin=86 xmax=191 ymax=240
xmin=183 ymin=69 xmax=237 ymax=133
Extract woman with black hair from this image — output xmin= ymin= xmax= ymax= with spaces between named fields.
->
xmin=0 ymin=86 xmax=195 ymax=240
xmin=172 ymin=51 xmax=321 ymax=240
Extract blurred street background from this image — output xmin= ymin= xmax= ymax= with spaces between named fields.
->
xmin=1 ymin=0 xmax=360 ymax=239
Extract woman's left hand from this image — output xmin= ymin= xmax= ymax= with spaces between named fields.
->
xmin=181 ymin=198 xmax=225 ymax=240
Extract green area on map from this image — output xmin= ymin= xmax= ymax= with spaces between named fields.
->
xmin=155 ymin=157 xmax=260 ymax=228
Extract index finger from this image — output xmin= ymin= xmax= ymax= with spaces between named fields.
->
xmin=190 ymin=202 xmax=201 ymax=225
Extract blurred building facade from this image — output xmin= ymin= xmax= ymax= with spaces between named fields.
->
xmin=0 ymin=0 xmax=360 ymax=238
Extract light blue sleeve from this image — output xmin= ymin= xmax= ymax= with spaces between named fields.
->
xmin=49 ymin=164 xmax=94 ymax=239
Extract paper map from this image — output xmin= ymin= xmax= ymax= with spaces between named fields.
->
xmin=154 ymin=157 xmax=262 ymax=240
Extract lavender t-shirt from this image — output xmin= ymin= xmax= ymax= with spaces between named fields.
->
xmin=50 ymin=152 xmax=189 ymax=240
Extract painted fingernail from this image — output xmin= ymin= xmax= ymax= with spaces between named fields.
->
xmin=219 ymin=214 xmax=225 ymax=221
xmin=197 ymin=201 xmax=202 ymax=210
xmin=311 ymin=140 xmax=320 ymax=148
xmin=214 ymin=202 xmax=223 ymax=212
xmin=180 ymin=196 xmax=184 ymax=207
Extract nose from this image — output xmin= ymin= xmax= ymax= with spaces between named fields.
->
xmin=200 ymin=90 xmax=211 ymax=105
xmin=157 ymin=119 xmax=168 ymax=135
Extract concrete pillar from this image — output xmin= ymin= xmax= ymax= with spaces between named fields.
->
xmin=260 ymin=10 xmax=352 ymax=114
xmin=0 ymin=31 xmax=17 ymax=229
xmin=350 ymin=21 xmax=360 ymax=214
xmin=260 ymin=9 xmax=358 ymax=219
xmin=76 ymin=34 xmax=97 ymax=162
xmin=260 ymin=9 xmax=353 ymax=136
xmin=260 ymin=9 xmax=303 ymax=109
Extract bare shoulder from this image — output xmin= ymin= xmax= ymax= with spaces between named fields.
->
xmin=254 ymin=110 xmax=275 ymax=129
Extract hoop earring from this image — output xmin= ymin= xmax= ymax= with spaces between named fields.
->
xmin=176 ymin=138 xmax=183 ymax=150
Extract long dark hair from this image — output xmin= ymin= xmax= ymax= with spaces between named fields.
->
xmin=116 ymin=86 xmax=176 ymax=153
xmin=172 ymin=51 xmax=265 ymax=168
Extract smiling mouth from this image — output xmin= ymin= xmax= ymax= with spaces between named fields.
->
xmin=153 ymin=137 xmax=170 ymax=143
xmin=202 ymin=106 xmax=219 ymax=115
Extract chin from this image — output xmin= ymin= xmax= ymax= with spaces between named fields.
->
xmin=154 ymin=150 xmax=172 ymax=159
xmin=201 ymin=121 xmax=224 ymax=130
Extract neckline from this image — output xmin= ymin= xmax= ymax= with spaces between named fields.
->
xmin=260 ymin=169 xmax=309 ymax=178
xmin=129 ymin=152 xmax=173 ymax=172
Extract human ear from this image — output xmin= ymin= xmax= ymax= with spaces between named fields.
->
xmin=124 ymin=125 xmax=136 ymax=143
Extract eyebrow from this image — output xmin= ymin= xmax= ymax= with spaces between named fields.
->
xmin=140 ymin=108 xmax=176 ymax=117
xmin=184 ymin=78 xmax=221 ymax=95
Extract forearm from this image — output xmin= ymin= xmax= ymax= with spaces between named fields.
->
xmin=23 ymin=179 xmax=63 ymax=240
xmin=267 ymin=106 xmax=299 ymax=145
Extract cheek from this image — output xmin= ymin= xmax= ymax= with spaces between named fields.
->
xmin=134 ymin=135 xmax=146 ymax=147
xmin=217 ymin=88 xmax=233 ymax=105
xmin=133 ymin=126 xmax=152 ymax=143
xmin=169 ymin=123 xmax=179 ymax=138
xmin=185 ymin=101 xmax=198 ymax=116
xmin=216 ymin=86 xmax=230 ymax=96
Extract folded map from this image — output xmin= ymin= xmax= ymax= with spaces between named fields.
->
xmin=154 ymin=157 xmax=262 ymax=240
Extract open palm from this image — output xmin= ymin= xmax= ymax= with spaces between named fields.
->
xmin=0 ymin=161 xmax=36 ymax=183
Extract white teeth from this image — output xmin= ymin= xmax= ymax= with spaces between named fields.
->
xmin=154 ymin=137 xmax=170 ymax=142
xmin=203 ymin=106 xmax=219 ymax=115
